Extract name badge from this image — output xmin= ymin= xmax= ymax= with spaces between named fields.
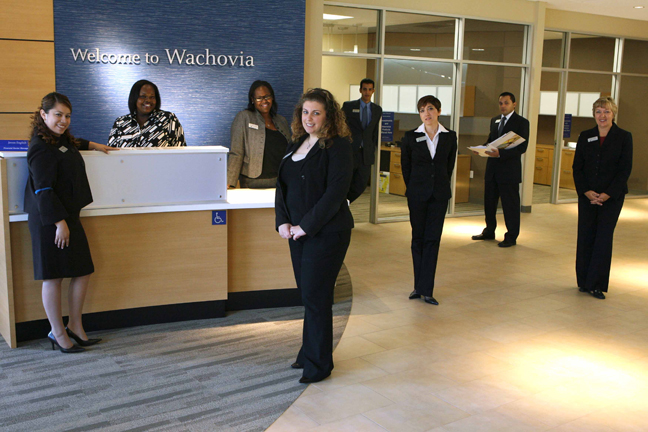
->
xmin=587 ymin=136 xmax=598 ymax=142
xmin=59 ymin=146 xmax=68 ymax=153
xmin=352 ymin=109 xmax=360 ymax=113
xmin=248 ymin=123 xmax=259 ymax=130
xmin=495 ymin=119 xmax=501 ymax=124
xmin=416 ymin=136 xmax=426 ymax=142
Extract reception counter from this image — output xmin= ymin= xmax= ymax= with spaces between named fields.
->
xmin=0 ymin=147 xmax=295 ymax=348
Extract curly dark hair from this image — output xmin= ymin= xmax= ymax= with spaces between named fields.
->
xmin=291 ymin=88 xmax=351 ymax=148
xmin=30 ymin=92 xmax=78 ymax=146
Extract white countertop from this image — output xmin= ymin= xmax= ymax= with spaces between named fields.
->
xmin=0 ymin=145 xmax=229 ymax=159
xmin=8 ymin=188 xmax=276 ymax=222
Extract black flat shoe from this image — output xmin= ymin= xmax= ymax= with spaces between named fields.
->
xmin=409 ymin=290 xmax=421 ymax=300
xmin=291 ymin=362 xmax=303 ymax=369
xmin=66 ymin=328 xmax=102 ymax=347
xmin=472 ymin=233 xmax=495 ymax=240
xmin=48 ymin=333 xmax=84 ymax=353
xmin=578 ymin=287 xmax=588 ymax=292
xmin=424 ymin=296 xmax=439 ymax=305
xmin=590 ymin=290 xmax=605 ymax=299
xmin=299 ymin=373 xmax=330 ymax=384
xmin=498 ymin=240 xmax=516 ymax=248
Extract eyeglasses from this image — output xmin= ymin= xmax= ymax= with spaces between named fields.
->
xmin=254 ymin=96 xmax=273 ymax=102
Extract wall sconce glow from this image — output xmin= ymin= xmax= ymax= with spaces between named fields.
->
xmin=323 ymin=13 xmax=353 ymax=20
xmin=472 ymin=48 xmax=485 ymax=51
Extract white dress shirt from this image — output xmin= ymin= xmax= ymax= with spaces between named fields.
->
xmin=415 ymin=123 xmax=449 ymax=159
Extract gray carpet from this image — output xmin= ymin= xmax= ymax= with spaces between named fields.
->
xmin=0 ymin=267 xmax=353 ymax=432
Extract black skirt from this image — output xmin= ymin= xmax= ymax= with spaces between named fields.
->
xmin=28 ymin=211 xmax=94 ymax=280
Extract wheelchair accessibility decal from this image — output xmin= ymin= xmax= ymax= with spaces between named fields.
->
xmin=212 ymin=210 xmax=226 ymax=225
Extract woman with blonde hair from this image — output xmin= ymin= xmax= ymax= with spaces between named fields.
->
xmin=573 ymin=97 xmax=633 ymax=300
xmin=275 ymin=88 xmax=353 ymax=383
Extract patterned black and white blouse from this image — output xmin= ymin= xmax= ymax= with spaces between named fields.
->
xmin=107 ymin=110 xmax=186 ymax=147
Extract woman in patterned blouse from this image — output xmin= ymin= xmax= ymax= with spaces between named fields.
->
xmin=107 ymin=80 xmax=186 ymax=147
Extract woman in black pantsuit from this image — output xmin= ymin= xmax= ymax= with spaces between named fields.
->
xmin=402 ymin=95 xmax=457 ymax=306
xmin=573 ymin=97 xmax=633 ymax=300
xmin=25 ymin=92 xmax=114 ymax=352
xmin=275 ymin=88 xmax=353 ymax=383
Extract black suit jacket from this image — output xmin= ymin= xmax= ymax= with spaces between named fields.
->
xmin=484 ymin=111 xmax=530 ymax=184
xmin=275 ymin=135 xmax=354 ymax=237
xmin=401 ymin=128 xmax=458 ymax=202
xmin=572 ymin=123 xmax=633 ymax=200
xmin=342 ymin=99 xmax=383 ymax=165
xmin=24 ymin=135 xmax=93 ymax=226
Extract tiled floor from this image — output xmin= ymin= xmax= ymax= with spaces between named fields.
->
xmin=267 ymin=198 xmax=648 ymax=432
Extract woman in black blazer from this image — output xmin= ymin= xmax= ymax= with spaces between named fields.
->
xmin=25 ymin=92 xmax=113 ymax=353
xmin=275 ymin=88 xmax=353 ymax=383
xmin=402 ymin=95 xmax=457 ymax=305
xmin=573 ymin=97 xmax=633 ymax=300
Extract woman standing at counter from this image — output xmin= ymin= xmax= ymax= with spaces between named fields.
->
xmin=228 ymin=80 xmax=291 ymax=188
xmin=573 ymin=97 xmax=633 ymax=300
xmin=107 ymin=80 xmax=186 ymax=147
xmin=25 ymin=92 xmax=112 ymax=353
xmin=275 ymin=88 xmax=353 ymax=383
xmin=402 ymin=95 xmax=457 ymax=306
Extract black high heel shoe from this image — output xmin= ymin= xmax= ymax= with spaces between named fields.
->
xmin=66 ymin=328 xmax=102 ymax=347
xmin=48 ymin=333 xmax=84 ymax=353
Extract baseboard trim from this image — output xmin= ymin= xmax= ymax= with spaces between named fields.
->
xmin=16 ymin=300 xmax=226 ymax=343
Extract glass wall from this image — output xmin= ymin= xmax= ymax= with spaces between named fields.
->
xmin=457 ymin=65 xmax=524 ymax=213
xmin=322 ymin=5 xmax=531 ymax=222
xmin=618 ymin=75 xmax=648 ymax=196
xmin=384 ymin=13 xmax=455 ymax=59
xmin=541 ymin=31 xmax=648 ymax=202
xmin=322 ymin=6 xmax=379 ymax=54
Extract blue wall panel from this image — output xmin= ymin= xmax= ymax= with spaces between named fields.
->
xmin=54 ymin=0 xmax=305 ymax=146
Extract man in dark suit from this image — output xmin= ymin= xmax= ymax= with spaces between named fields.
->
xmin=472 ymin=92 xmax=530 ymax=247
xmin=342 ymin=78 xmax=383 ymax=202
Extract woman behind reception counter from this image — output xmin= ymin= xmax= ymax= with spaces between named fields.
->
xmin=25 ymin=92 xmax=113 ymax=353
xmin=227 ymin=80 xmax=291 ymax=188
xmin=107 ymin=79 xmax=186 ymax=147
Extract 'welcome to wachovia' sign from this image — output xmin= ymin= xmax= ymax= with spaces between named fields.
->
xmin=70 ymin=48 xmax=255 ymax=66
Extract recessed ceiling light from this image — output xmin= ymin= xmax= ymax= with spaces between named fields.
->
xmin=472 ymin=48 xmax=485 ymax=51
xmin=634 ymin=5 xmax=644 ymax=8
xmin=410 ymin=48 xmax=421 ymax=51
xmin=323 ymin=13 xmax=353 ymax=20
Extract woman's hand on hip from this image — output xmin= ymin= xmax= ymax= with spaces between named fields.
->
xmin=291 ymin=225 xmax=306 ymax=240
xmin=278 ymin=223 xmax=293 ymax=239
xmin=54 ymin=220 xmax=70 ymax=249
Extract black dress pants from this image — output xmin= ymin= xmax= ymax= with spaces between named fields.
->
xmin=347 ymin=148 xmax=371 ymax=202
xmin=408 ymin=197 xmax=448 ymax=297
xmin=289 ymin=230 xmax=351 ymax=380
xmin=576 ymin=195 xmax=624 ymax=292
xmin=483 ymin=180 xmax=520 ymax=242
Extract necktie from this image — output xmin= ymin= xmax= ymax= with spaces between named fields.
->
xmin=498 ymin=116 xmax=507 ymax=136
xmin=362 ymin=105 xmax=369 ymax=130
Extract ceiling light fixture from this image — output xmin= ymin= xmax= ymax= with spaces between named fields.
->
xmin=410 ymin=48 xmax=421 ymax=51
xmin=472 ymin=48 xmax=485 ymax=51
xmin=633 ymin=5 xmax=644 ymax=8
xmin=323 ymin=13 xmax=353 ymax=20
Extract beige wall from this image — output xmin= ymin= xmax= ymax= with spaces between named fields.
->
xmin=0 ymin=1 xmax=55 ymax=140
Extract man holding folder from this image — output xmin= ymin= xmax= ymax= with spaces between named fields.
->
xmin=472 ymin=92 xmax=529 ymax=247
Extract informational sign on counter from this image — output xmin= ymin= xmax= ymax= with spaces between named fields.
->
xmin=381 ymin=112 xmax=394 ymax=142
xmin=0 ymin=140 xmax=28 ymax=151
xmin=564 ymin=114 xmax=572 ymax=138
